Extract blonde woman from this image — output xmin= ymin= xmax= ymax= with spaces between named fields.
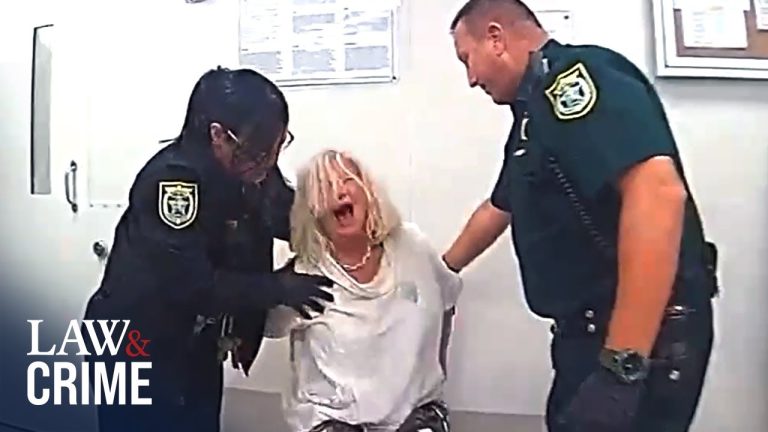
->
xmin=266 ymin=150 xmax=461 ymax=432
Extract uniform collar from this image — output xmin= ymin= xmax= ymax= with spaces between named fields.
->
xmin=512 ymin=38 xmax=561 ymax=113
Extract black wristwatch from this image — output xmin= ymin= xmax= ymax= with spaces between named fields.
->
xmin=599 ymin=348 xmax=650 ymax=384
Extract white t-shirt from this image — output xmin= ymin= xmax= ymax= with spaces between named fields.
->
xmin=265 ymin=223 xmax=462 ymax=432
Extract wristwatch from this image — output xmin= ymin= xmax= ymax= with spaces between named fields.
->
xmin=599 ymin=348 xmax=651 ymax=384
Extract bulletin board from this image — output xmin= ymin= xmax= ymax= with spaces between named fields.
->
xmin=653 ymin=0 xmax=768 ymax=79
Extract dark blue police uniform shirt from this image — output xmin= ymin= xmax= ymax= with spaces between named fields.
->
xmin=490 ymin=40 xmax=711 ymax=319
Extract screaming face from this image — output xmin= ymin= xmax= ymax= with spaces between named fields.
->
xmin=316 ymin=155 xmax=371 ymax=243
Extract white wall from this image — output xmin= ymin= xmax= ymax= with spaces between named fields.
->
xmin=1 ymin=0 xmax=766 ymax=431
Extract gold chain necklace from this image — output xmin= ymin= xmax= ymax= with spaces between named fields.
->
xmin=335 ymin=244 xmax=373 ymax=272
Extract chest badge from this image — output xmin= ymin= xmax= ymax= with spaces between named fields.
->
xmin=545 ymin=62 xmax=597 ymax=121
xmin=158 ymin=181 xmax=198 ymax=229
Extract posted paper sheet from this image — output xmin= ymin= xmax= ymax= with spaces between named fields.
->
xmin=755 ymin=0 xmax=768 ymax=30
xmin=239 ymin=0 xmax=398 ymax=85
xmin=680 ymin=3 xmax=748 ymax=48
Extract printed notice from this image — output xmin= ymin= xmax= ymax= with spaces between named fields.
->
xmin=755 ymin=0 xmax=768 ymax=30
xmin=239 ymin=0 xmax=397 ymax=85
xmin=675 ymin=0 xmax=750 ymax=11
xmin=681 ymin=5 xmax=748 ymax=48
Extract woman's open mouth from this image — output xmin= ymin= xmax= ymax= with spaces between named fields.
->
xmin=333 ymin=203 xmax=354 ymax=223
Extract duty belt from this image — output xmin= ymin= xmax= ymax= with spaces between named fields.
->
xmin=550 ymin=303 xmax=700 ymax=338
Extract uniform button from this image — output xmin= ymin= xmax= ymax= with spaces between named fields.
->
xmin=584 ymin=309 xmax=595 ymax=319
xmin=586 ymin=324 xmax=596 ymax=334
xmin=550 ymin=323 xmax=558 ymax=334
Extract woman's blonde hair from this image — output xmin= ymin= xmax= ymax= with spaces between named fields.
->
xmin=290 ymin=149 xmax=401 ymax=261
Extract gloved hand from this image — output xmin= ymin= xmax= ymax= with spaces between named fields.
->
xmin=275 ymin=269 xmax=334 ymax=319
xmin=214 ymin=266 xmax=334 ymax=318
xmin=558 ymin=368 xmax=645 ymax=432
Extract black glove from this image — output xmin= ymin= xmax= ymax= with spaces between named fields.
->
xmin=214 ymin=268 xmax=334 ymax=317
xmin=558 ymin=368 xmax=645 ymax=432
xmin=275 ymin=269 xmax=334 ymax=319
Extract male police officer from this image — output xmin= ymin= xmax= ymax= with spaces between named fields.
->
xmin=83 ymin=68 xmax=334 ymax=432
xmin=443 ymin=1 xmax=718 ymax=431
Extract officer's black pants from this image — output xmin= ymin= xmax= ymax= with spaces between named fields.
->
xmin=93 ymin=351 xmax=223 ymax=432
xmin=96 ymin=390 xmax=221 ymax=432
xmin=546 ymin=300 xmax=714 ymax=432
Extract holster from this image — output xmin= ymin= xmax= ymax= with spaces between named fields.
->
xmin=631 ymin=304 xmax=712 ymax=431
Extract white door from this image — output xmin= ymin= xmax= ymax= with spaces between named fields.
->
xmin=0 ymin=3 xmax=274 ymax=429
xmin=1 ymin=1 xmax=103 ymax=431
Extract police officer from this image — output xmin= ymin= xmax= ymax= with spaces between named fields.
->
xmin=443 ymin=1 xmax=718 ymax=431
xmin=83 ymin=67 xmax=334 ymax=432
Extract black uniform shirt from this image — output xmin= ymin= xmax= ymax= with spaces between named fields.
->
xmin=87 ymin=138 xmax=293 ymax=352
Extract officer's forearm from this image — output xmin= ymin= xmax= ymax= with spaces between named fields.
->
xmin=443 ymin=199 xmax=510 ymax=271
xmin=214 ymin=270 xmax=282 ymax=313
xmin=606 ymin=158 xmax=686 ymax=357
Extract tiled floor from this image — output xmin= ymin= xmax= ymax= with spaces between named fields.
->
xmin=222 ymin=388 xmax=546 ymax=432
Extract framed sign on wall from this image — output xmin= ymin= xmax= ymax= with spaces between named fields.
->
xmin=653 ymin=0 xmax=768 ymax=79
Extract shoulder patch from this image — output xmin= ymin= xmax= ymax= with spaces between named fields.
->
xmin=544 ymin=62 xmax=597 ymax=121
xmin=158 ymin=181 xmax=198 ymax=229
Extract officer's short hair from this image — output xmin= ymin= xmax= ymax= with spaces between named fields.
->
xmin=290 ymin=150 xmax=401 ymax=260
xmin=450 ymin=0 xmax=542 ymax=35
xmin=176 ymin=66 xmax=289 ymax=156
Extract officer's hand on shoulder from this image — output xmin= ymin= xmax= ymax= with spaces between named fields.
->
xmin=274 ymin=259 xmax=334 ymax=319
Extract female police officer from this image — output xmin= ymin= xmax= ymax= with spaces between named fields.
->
xmin=444 ymin=1 xmax=718 ymax=432
xmin=83 ymin=67 xmax=334 ymax=432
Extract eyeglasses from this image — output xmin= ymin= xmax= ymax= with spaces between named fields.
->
xmin=229 ymin=129 xmax=294 ymax=171
xmin=282 ymin=130 xmax=295 ymax=151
